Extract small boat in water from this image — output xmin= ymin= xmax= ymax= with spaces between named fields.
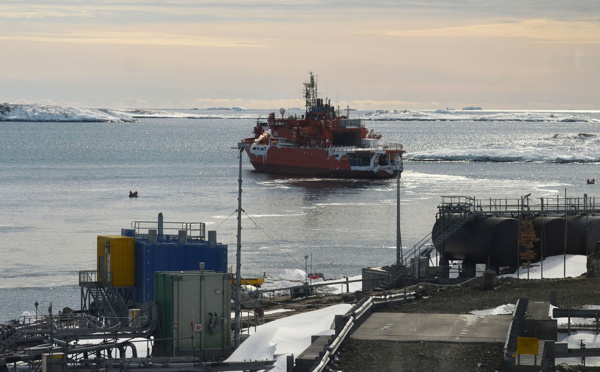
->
xmin=129 ymin=190 xmax=139 ymax=197
xmin=242 ymin=73 xmax=404 ymax=179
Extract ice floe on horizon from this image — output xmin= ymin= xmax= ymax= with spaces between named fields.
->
xmin=1 ymin=103 xmax=599 ymax=122
xmin=361 ymin=109 xmax=600 ymax=123
xmin=408 ymin=132 xmax=600 ymax=164
xmin=0 ymin=103 xmax=138 ymax=123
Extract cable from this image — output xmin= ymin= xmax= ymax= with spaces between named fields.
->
xmin=242 ymin=210 xmax=339 ymax=273
xmin=214 ymin=209 xmax=237 ymax=231
xmin=242 ymin=211 xmax=303 ymax=267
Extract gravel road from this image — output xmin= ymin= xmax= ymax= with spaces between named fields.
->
xmin=331 ymin=275 xmax=600 ymax=372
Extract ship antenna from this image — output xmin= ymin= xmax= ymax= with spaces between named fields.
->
xmin=304 ymin=72 xmax=318 ymax=112
xmin=336 ymin=81 xmax=339 ymax=116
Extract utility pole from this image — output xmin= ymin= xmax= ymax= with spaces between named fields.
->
xmin=233 ymin=142 xmax=246 ymax=349
xmin=396 ymin=170 xmax=403 ymax=267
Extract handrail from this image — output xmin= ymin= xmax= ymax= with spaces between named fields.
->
xmin=503 ymin=298 xmax=528 ymax=367
xmin=440 ymin=195 xmax=598 ymax=214
xmin=131 ymin=220 xmax=206 ymax=240
xmin=310 ymin=292 xmax=415 ymax=372
xmin=79 ymin=270 xmax=112 ymax=285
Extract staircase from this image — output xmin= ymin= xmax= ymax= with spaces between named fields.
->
xmin=378 ymin=209 xmax=474 ymax=290
xmin=87 ymin=283 xmax=129 ymax=327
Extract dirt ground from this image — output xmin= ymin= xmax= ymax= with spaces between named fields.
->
xmin=284 ymin=275 xmax=600 ymax=372
xmin=332 ymin=341 xmax=505 ymax=372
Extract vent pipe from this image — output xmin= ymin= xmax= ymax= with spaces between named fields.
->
xmin=158 ymin=212 xmax=164 ymax=237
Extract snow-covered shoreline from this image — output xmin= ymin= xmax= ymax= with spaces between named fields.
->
xmin=0 ymin=103 xmax=137 ymax=122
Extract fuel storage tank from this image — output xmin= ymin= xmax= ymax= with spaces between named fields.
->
xmin=433 ymin=215 xmax=585 ymax=268
xmin=532 ymin=216 xmax=581 ymax=256
xmin=432 ymin=216 xmax=519 ymax=267
xmin=567 ymin=215 xmax=600 ymax=255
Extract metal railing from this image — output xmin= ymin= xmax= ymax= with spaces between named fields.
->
xmin=378 ymin=142 xmax=403 ymax=151
xmin=131 ymin=220 xmax=206 ymax=240
xmin=504 ymin=298 xmax=529 ymax=368
xmin=311 ymin=292 xmax=415 ymax=372
xmin=440 ymin=195 xmax=599 ymax=215
xmin=79 ymin=270 xmax=112 ymax=285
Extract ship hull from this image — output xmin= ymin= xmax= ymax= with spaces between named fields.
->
xmin=249 ymin=161 xmax=399 ymax=179
xmin=246 ymin=147 xmax=401 ymax=179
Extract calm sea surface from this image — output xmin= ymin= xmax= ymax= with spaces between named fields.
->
xmin=2 ymin=109 xmax=600 ymax=321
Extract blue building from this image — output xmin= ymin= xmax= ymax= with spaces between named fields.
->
xmin=124 ymin=213 xmax=228 ymax=303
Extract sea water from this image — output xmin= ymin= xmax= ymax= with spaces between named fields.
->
xmin=1 ymin=109 xmax=600 ymax=321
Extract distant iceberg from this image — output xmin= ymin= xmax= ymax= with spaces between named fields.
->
xmin=0 ymin=103 xmax=137 ymax=122
xmin=206 ymin=106 xmax=246 ymax=111
xmin=360 ymin=109 xmax=600 ymax=123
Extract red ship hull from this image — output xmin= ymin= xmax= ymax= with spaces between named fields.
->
xmin=249 ymin=161 xmax=400 ymax=179
xmin=245 ymin=146 xmax=401 ymax=179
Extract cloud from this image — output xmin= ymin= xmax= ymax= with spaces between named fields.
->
xmin=190 ymin=98 xmax=305 ymax=110
xmin=117 ymin=97 xmax=151 ymax=109
xmin=384 ymin=18 xmax=600 ymax=44
xmin=1 ymin=1 xmax=598 ymax=22
xmin=14 ymin=98 xmax=59 ymax=105
xmin=348 ymin=99 xmax=420 ymax=109
xmin=0 ymin=31 xmax=267 ymax=47
xmin=188 ymin=98 xmax=421 ymax=110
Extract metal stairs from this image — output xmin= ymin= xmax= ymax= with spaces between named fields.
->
xmin=378 ymin=211 xmax=474 ymax=290
xmin=87 ymin=282 xmax=129 ymax=327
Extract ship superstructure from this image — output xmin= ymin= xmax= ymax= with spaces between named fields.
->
xmin=243 ymin=73 xmax=404 ymax=179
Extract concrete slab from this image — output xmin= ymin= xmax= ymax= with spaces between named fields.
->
xmin=295 ymin=335 xmax=331 ymax=372
xmin=352 ymin=313 xmax=511 ymax=343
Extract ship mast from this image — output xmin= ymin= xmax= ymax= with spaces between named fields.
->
xmin=304 ymin=72 xmax=318 ymax=112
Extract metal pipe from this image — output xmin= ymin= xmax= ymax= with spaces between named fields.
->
xmin=396 ymin=170 xmax=403 ymax=267
xmin=158 ymin=212 xmax=163 ymax=237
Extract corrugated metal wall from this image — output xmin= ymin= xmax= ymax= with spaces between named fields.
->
xmin=135 ymin=241 xmax=227 ymax=303
xmin=97 ymin=235 xmax=136 ymax=287
xmin=154 ymin=271 xmax=231 ymax=354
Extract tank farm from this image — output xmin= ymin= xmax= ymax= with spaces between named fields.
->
xmin=2 ymin=196 xmax=600 ymax=371
xmin=432 ymin=194 xmax=600 ymax=277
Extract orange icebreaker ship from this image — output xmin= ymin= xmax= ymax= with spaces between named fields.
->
xmin=242 ymin=73 xmax=404 ymax=179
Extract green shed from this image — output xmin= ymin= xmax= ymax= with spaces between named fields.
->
xmin=154 ymin=270 xmax=232 ymax=356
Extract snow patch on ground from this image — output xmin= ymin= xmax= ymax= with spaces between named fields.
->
xmin=500 ymin=255 xmax=587 ymax=279
xmin=227 ymin=304 xmax=352 ymax=371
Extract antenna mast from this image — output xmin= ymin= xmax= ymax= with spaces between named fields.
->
xmin=304 ymin=72 xmax=318 ymax=112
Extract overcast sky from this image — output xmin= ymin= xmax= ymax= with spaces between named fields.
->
xmin=1 ymin=1 xmax=598 ymax=110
